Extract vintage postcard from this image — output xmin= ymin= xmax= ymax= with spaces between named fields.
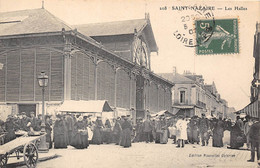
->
xmin=0 ymin=0 xmax=259 ymax=168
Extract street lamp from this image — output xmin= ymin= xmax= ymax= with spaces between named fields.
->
xmin=37 ymin=71 xmax=49 ymax=152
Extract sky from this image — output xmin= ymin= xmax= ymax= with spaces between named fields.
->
xmin=0 ymin=0 xmax=259 ymax=110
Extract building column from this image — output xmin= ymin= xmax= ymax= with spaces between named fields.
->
xmin=94 ymin=59 xmax=98 ymax=100
xmin=114 ymin=68 xmax=117 ymax=117
xmin=129 ymin=73 xmax=132 ymax=109
xmin=157 ymin=85 xmax=160 ymax=112
xmin=64 ymin=44 xmax=72 ymax=100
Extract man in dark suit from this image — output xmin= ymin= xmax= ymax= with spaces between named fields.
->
xmin=247 ymin=117 xmax=260 ymax=163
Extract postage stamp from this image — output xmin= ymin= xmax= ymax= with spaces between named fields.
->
xmin=195 ymin=18 xmax=239 ymax=55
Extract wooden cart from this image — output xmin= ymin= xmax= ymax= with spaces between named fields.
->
xmin=0 ymin=134 xmax=45 ymax=168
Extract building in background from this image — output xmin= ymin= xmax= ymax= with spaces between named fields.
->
xmin=159 ymin=69 xmax=228 ymax=118
xmin=236 ymin=22 xmax=260 ymax=119
xmin=0 ymin=8 xmax=173 ymax=121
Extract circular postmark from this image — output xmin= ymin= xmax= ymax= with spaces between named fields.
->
xmin=172 ymin=5 xmax=215 ymax=48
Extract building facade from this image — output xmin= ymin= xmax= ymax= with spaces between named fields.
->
xmin=159 ymin=70 xmax=228 ymax=118
xmin=0 ymin=8 xmax=173 ymax=121
xmin=237 ymin=22 xmax=260 ymax=119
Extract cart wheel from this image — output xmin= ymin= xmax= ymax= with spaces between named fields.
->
xmin=0 ymin=154 xmax=8 ymax=167
xmin=23 ymin=143 xmax=38 ymax=168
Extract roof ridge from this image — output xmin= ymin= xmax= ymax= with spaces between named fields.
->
xmin=0 ymin=8 xmax=42 ymax=15
xmin=42 ymin=9 xmax=73 ymax=31
xmin=74 ymin=18 xmax=147 ymax=27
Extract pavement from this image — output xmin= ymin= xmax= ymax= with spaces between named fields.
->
xmin=12 ymin=138 xmax=260 ymax=168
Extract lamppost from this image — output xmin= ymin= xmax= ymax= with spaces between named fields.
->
xmin=37 ymin=71 xmax=49 ymax=152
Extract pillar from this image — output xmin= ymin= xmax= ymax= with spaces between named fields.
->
xmin=64 ymin=44 xmax=72 ymax=100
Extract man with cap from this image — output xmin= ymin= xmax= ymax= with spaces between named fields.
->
xmin=45 ymin=115 xmax=53 ymax=149
xmin=198 ymin=113 xmax=210 ymax=146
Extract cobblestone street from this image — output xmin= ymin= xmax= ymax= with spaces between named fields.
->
xmin=18 ymin=139 xmax=259 ymax=168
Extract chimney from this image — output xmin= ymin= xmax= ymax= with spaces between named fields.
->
xmin=173 ymin=66 xmax=177 ymax=76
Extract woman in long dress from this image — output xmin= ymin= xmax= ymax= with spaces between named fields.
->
xmin=92 ymin=116 xmax=103 ymax=145
xmin=176 ymin=116 xmax=188 ymax=148
xmin=120 ymin=117 xmax=133 ymax=148
xmin=45 ymin=115 xmax=53 ymax=149
xmin=71 ymin=116 xmax=89 ymax=149
xmin=103 ymin=119 xmax=112 ymax=144
xmin=53 ymin=114 xmax=67 ymax=149
xmin=4 ymin=116 xmax=16 ymax=143
xmin=160 ymin=116 xmax=168 ymax=144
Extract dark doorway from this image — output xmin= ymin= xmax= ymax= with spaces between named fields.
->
xmin=18 ymin=104 xmax=36 ymax=117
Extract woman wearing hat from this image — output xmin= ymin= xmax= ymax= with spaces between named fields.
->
xmin=4 ymin=115 xmax=16 ymax=143
xmin=91 ymin=116 xmax=104 ymax=145
xmin=53 ymin=114 xmax=67 ymax=149
xmin=71 ymin=116 xmax=89 ymax=149
xmin=45 ymin=115 xmax=53 ymax=149
xmin=120 ymin=116 xmax=133 ymax=148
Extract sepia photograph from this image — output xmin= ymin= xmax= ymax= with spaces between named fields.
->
xmin=0 ymin=0 xmax=259 ymax=167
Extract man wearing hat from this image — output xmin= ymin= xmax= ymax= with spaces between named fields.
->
xmin=21 ymin=112 xmax=30 ymax=131
xmin=198 ymin=113 xmax=210 ymax=146
xmin=29 ymin=111 xmax=38 ymax=131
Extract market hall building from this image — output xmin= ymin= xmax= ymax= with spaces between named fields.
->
xmin=0 ymin=8 xmax=173 ymax=121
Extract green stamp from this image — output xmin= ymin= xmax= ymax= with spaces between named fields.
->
xmin=196 ymin=18 xmax=239 ymax=55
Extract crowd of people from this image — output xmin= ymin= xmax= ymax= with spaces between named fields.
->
xmin=0 ymin=111 xmax=259 ymax=162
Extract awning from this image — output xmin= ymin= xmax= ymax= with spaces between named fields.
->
xmin=173 ymin=105 xmax=194 ymax=109
xmin=151 ymin=110 xmax=174 ymax=117
xmin=235 ymin=100 xmax=259 ymax=118
xmin=59 ymin=100 xmax=113 ymax=113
